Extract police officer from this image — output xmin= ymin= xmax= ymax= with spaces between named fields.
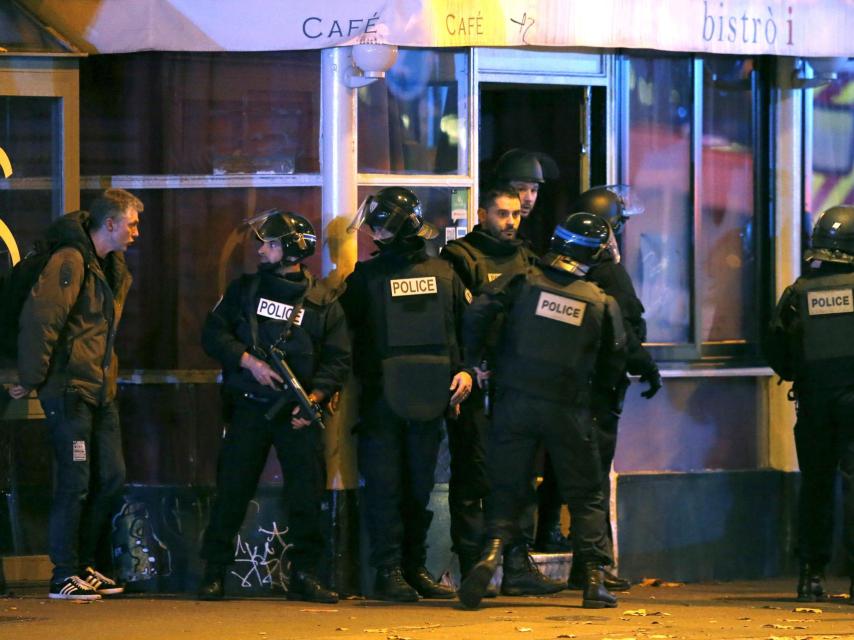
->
xmin=441 ymin=183 xmax=562 ymax=596
xmin=765 ymin=205 xmax=854 ymax=604
xmin=198 ymin=210 xmax=350 ymax=602
xmin=459 ymin=213 xmax=627 ymax=610
xmin=494 ymin=149 xmax=572 ymax=556
xmin=340 ymin=187 xmax=473 ymax=601
xmin=493 ymin=148 xmax=559 ymax=255
xmin=563 ymin=186 xmax=662 ymax=592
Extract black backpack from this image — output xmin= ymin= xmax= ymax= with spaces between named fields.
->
xmin=0 ymin=240 xmax=83 ymax=363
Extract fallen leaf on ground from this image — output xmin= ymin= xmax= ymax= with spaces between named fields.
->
xmin=763 ymin=624 xmax=806 ymax=630
xmin=515 ymin=627 xmax=532 ymax=632
xmin=335 ymin=628 xmax=348 ymax=632
xmin=299 ymin=608 xmax=339 ymax=613
xmin=556 ymin=635 xmax=576 ymax=639
xmin=363 ymin=629 xmax=388 ymax=633
xmin=638 ymin=578 xmax=683 ymax=587
xmin=793 ymin=607 xmax=822 ymax=614
xmin=394 ymin=624 xmax=441 ymax=630
xmin=783 ymin=619 xmax=817 ymax=623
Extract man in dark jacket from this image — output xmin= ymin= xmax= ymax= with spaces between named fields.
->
xmin=459 ymin=212 xmax=627 ymax=610
xmin=765 ymin=205 xmax=854 ymax=604
xmin=563 ymin=186 xmax=661 ymax=592
xmin=441 ymin=183 xmax=562 ymax=596
xmin=197 ymin=210 xmax=350 ymax=603
xmin=340 ymin=187 xmax=473 ymax=601
xmin=11 ymin=189 xmax=141 ymax=600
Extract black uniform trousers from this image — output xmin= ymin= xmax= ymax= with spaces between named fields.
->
xmin=485 ymin=390 xmax=612 ymax=565
xmin=446 ymin=386 xmax=490 ymax=559
xmin=536 ymin=394 xmax=620 ymax=550
xmin=201 ymin=398 xmax=326 ymax=573
xmin=793 ymin=386 xmax=854 ymax=571
xmin=357 ymin=393 xmax=443 ymax=570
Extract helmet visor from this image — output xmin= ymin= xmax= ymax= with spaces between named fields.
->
xmin=246 ymin=209 xmax=316 ymax=250
xmin=348 ymin=194 xmax=439 ymax=242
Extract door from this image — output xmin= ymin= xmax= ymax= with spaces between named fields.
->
xmin=479 ymin=84 xmax=606 ymax=254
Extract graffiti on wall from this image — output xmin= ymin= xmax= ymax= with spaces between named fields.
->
xmin=111 ymin=501 xmax=173 ymax=583
xmin=230 ymin=500 xmax=292 ymax=591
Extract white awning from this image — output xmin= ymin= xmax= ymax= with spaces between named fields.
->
xmin=17 ymin=0 xmax=854 ymax=57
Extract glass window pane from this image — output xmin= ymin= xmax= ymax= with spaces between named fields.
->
xmin=623 ymin=56 xmax=693 ymax=344
xmin=358 ymin=49 xmax=468 ymax=175
xmin=699 ymin=57 xmax=757 ymax=344
xmin=354 ymin=186 xmax=468 ymax=261
xmin=0 ymin=97 xmax=58 ymax=270
xmin=81 ymin=187 xmax=321 ymax=370
xmin=808 ymin=67 xmax=854 ymax=249
xmin=80 ymin=51 xmax=320 ymax=176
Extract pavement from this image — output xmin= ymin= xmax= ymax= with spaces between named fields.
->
xmin=1 ymin=578 xmax=853 ymax=640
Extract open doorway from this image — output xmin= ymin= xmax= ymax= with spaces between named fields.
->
xmin=479 ymin=84 xmax=607 ymax=254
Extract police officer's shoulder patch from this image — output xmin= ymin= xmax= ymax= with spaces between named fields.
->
xmin=59 ymin=260 xmax=74 ymax=288
xmin=464 ymin=288 xmax=473 ymax=304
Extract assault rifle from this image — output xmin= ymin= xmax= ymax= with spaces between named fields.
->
xmin=250 ymin=343 xmax=326 ymax=429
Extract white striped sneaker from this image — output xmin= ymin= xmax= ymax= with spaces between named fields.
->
xmin=49 ymin=575 xmax=102 ymax=600
xmin=82 ymin=566 xmax=125 ymax=595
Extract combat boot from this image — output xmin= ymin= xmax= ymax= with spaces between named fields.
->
xmin=459 ymin=550 xmax=498 ymax=598
xmin=582 ymin=562 xmax=618 ymax=609
xmin=403 ymin=566 xmax=455 ymax=599
xmin=500 ymin=543 xmax=565 ymax=596
xmin=796 ymin=563 xmax=828 ymax=602
xmin=287 ymin=571 xmax=339 ymax=604
xmin=197 ymin=564 xmax=226 ymax=600
xmin=459 ymin=538 xmax=502 ymax=609
xmin=374 ymin=566 xmax=420 ymax=602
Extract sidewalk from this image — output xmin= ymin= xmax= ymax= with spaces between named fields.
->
xmin=1 ymin=578 xmax=852 ymax=640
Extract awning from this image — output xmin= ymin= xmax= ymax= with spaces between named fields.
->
xmin=16 ymin=0 xmax=854 ymax=57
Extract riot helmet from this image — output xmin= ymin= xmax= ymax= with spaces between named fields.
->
xmin=546 ymin=212 xmax=617 ymax=274
xmin=494 ymin=149 xmax=559 ymax=184
xmin=805 ymin=205 xmax=854 ymax=264
xmin=572 ymin=185 xmax=644 ymax=234
xmin=348 ymin=186 xmax=437 ymax=244
xmin=247 ymin=209 xmax=316 ymax=264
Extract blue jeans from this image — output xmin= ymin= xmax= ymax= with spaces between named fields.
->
xmin=41 ymin=390 xmax=126 ymax=583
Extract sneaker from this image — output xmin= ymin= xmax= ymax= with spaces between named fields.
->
xmin=49 ymin=575 xmax=102 ymax=601
xmin=82 ymin=566 xmax=125 ymax=595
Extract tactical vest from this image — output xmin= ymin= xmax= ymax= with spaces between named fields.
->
xmin=229 ymin=272 xmax=323 ymax=397
xmin=446 ymin=238 xmax=531 ymax=294
xmin=365 ymin=257 xmax=457 ymax=421
xmin=496 ymin=269 xmax=608 ymax=402
xmin=793 ymin=271 xmax=854 ymax=388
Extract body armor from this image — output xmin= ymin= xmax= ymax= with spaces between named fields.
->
xmin=496 ymin=268 xmax=610 ymax=402
xmin=792 ymin=271 xmax=854 ymax=388
xmin=364 ymin=257 xmax=457 ymax=420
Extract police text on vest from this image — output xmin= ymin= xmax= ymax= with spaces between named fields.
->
xmin=807 ymin=288 xmax=854 ymax=316
xmin=535 ymin=291 xmax=586 ymax=326
xmin=256 ymin=298 xmax=305 ymax=324
xmin=390 ymin=276 xmax=438 ymax=297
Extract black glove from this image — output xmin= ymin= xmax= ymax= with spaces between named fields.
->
xmin=639 ymin=368 xmax=662 ymax=399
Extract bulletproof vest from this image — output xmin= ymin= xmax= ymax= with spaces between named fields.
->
xmin=496 ymin=268 xmax=608 ymax=402
xmin=231 ymin=272 xmax=320 ymax=397
xmin=447 ymin=236 xmax=531 ymax=294
xmin=365 ymin=257 xmax=457 ymax=421
xmin=793 ymin=271 xmax=854 ymax=388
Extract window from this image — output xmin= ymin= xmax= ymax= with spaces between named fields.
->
xmin=805 ymin=65 xmax=854 ymax=250
xmin=358 ymin=49 xmax=469 ymax=175
xmin=79 ymin=52 xmax=322 ymax=371
xmin=623 ymin=53 xmax=767 ymax=361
